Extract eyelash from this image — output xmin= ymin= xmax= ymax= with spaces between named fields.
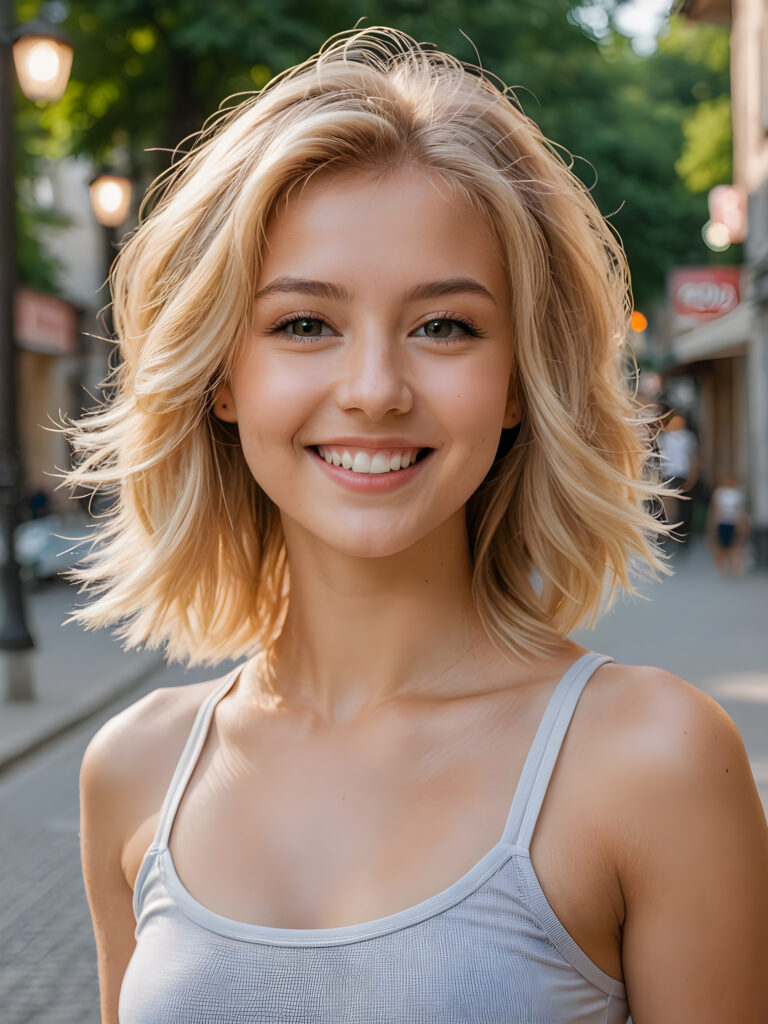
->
xmin=266 ymin=310 xmax=487 ymax=344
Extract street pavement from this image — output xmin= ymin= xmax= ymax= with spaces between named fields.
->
xmin=0 ymin=663 xmax=214 ymax=1024
xmin=0 ymin=538 xmax=766 ymax=1023
xmin=0 ymin=582 xmax=163 ymax=773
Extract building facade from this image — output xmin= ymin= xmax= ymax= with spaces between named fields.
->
xmin=672 ymin=0 xmax=768 ymax=566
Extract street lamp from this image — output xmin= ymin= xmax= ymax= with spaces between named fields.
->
xmin=90 ymin=173 xmax=132 ymax=228
xmin=0 ymin=6 xmax=74 ymax=701
xmin=12 ymin=21 xmax=73 ymax=103
xmin=89 ymin=171 xmax=130 ymax=405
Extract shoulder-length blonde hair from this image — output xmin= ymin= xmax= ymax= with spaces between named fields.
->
xmin=62 ymin=25 xmax=671 ymax=667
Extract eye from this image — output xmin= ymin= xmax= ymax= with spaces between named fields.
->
xmin=268 ymin=314 xmax=336 ymax=341
xmin=413 ymin=315 xmax=485 ymax=343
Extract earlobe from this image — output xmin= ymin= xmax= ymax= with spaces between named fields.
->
xmin=502 ymin=395 xmax=522 ymax=430
xmin=212 ymin=382 xmax=238 ymax=423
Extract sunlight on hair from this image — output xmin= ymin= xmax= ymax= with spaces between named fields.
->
xmin=58 ymin=25 xmax=675 ymax=667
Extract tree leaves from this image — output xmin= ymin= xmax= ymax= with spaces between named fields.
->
xmin=15 ymin=0 xmax=734 ymax=305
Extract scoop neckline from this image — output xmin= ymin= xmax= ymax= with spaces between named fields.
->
xmin=153 ymin=844 xmax=625 ymax=996
xmin=159 ymin=837 xmax=523 ymax=946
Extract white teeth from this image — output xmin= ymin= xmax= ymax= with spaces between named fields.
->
xmin=316 ymin=446 xmax=425 ymax=474
xmin=352 ymin=451 xmax=371 ymax=474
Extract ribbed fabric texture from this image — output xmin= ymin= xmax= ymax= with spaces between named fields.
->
xmin=119 ymin=651 xmax=631 ymax=1023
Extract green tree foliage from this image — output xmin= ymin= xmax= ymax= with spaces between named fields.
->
xmin=677 ymin=94 xmax=732 ymax=194
xmin=15 ymin=0 xmax=733 ymax=307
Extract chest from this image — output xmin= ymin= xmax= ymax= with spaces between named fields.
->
xmin=123 ymin=693 xmax=624 ymax=982
xmin=177 ymin=708 xmax=530 ymax=924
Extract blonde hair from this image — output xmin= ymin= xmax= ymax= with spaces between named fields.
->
xmin=62 ymin=25 xmax=673 ymax=666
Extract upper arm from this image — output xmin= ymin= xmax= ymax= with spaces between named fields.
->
xmin=613 ymin=673 xmax=768 ymax=1022
xmin=80 ymin=722 xmax=138 ymax=1024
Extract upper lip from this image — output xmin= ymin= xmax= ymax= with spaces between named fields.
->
xmin=309 ymin=438 xmax=434 ymax=449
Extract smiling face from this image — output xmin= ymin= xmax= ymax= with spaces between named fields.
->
xmin=215 ymin=164 xmax=520 ymax=559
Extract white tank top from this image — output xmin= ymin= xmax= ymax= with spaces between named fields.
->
xmin=119 ymin=650 xmax=631 ymax=1023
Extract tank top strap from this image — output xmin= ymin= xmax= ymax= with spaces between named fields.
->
xmin=153 ymin=665 xmax=243 ymax=850
xmin=502 ymin=651 xmax=614 ymax=852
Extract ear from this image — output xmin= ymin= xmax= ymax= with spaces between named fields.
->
xmin=502 ymin=391 xmax=522 ymax=430
xmin=212 ymin=381 xmax=238 ymax=423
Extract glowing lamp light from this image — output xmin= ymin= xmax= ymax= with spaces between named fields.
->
xmin=630 ymin=311 xmax=648 ymax=333
xmin=702 ymin=219 xmax=731 ymax=252
xmin=12 ymin=23 xmax=74 ymax=102
xmin=90 ymin=173 xmax=132 ymax=227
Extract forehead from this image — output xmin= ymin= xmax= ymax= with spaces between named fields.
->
xmin=258 ymin=165 xmax=507 ymax=294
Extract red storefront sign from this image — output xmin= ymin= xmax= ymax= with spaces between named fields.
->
xmin=668 ymin=266 xmax=741 ymax=332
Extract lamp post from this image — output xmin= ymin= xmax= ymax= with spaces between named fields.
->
xmin=89 ymin=171 xmax=130 ymax=381
xmin=0 ymin=3 xmax=73 ymax=701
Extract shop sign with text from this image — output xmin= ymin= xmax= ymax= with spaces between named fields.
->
xmin=668 ymin=267 xmax=741 ymax=333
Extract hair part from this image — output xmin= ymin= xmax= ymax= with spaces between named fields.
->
xmin=60 ymin=25 xmax=675 ymax=666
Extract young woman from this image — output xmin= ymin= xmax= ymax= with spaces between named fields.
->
xmin=72 ymin=26 xmax=768 ymax=1024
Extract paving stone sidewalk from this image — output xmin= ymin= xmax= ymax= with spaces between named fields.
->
xmin=0 ymin=581 xmax=164 ymax=773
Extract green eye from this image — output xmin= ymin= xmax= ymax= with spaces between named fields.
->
xmin=269 ymin=314 xmax=335 ymax=341
xmin=414 ymin=317 xmax=482 ymax=343
xmin=424 ymin=320 xmax=457 ymax=338
xmin=290 ymin=318 xmax=323 ymax=336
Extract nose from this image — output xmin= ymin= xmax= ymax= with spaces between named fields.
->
xmin=333 ymin=330 xmax=413 ymax=420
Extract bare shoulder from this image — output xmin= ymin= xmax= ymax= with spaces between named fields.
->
xmin=581 ymin=661 xmax=761 ymax=820
xmin=583 ymin=669 xmax=768 ymax=1020
xmin=581 ymin=659 xmax=768 ymax=909
xmin=80 ymin=677 xmax=224 ymax=846
xmin=82 ymin=678 xmax=218 ymax=780
xmin=585 ymin=661 xmax=753 ymax=782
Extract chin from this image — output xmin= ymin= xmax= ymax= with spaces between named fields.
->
xmin=327 ymin=532 xmax=422 ymax=560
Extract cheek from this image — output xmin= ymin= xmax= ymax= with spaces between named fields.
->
xmin=439 ymin=360 xmax=512 ymax=451
xmin=231 ymin=351 xmax=318 ymax=452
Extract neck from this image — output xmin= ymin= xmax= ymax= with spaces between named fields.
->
xmin=264 ymin=509 xmax=498 ymax=722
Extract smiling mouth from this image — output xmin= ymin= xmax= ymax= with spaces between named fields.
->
xmin=311 ymin=445 xmax=433 ymax=475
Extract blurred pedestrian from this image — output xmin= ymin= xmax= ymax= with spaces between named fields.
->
xmin=65 ymin=25 xmax=767 ymax=1024
xmin=657 ymin=410 xmax=699 ymax=548
xmin=707 ymin=473 xmax=750 ymax=576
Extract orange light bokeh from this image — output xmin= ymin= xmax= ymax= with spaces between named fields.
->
xmin=630 ymin=311 xmax=648 ymax=333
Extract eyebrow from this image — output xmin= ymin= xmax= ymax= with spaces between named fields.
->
xmin=253 ymin=275 xmax=497 ymax=306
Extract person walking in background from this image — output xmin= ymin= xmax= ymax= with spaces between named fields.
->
xmin=657 ymin=410 xmax=699 ymax=549
xmin=707 ymin=473 xmax=750 ymax=576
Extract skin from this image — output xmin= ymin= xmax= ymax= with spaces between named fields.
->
xmin=80 ymin=165 xmax=768 ymax=1023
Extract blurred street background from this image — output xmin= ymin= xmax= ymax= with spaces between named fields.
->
xmin=2 ymin=0 xmax=767 ymax=1021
